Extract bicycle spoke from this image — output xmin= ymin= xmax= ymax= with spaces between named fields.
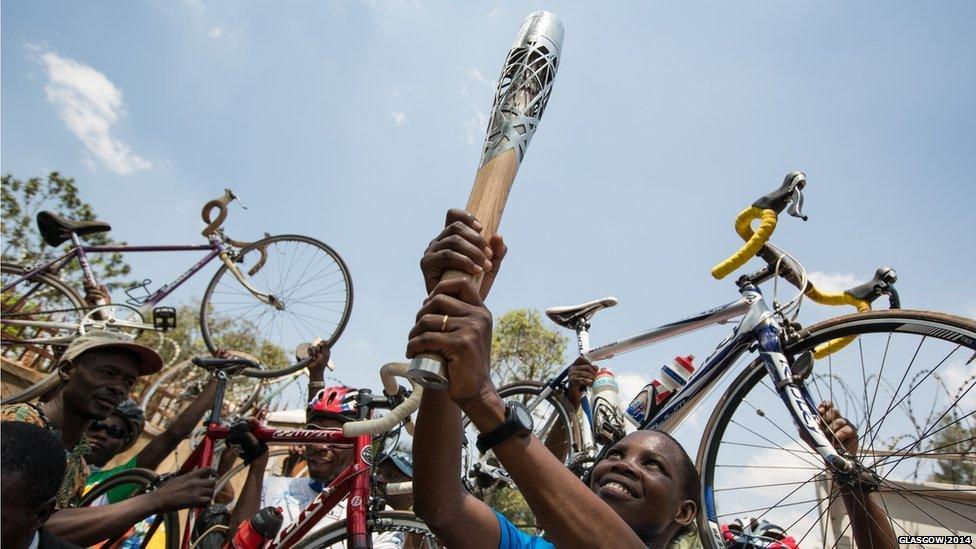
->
xmin=729 ymin=418 xmax=823 ymax=469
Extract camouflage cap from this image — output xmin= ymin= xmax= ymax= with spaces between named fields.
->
xmin=60 ymin=330 xmax=163 ymax=376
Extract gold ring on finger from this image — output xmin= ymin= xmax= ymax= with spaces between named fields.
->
xmin=441 ymin=314 xmax=449 ymax=332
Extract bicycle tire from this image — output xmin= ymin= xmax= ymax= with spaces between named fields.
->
xmin=77 ymin=467 xmax=180 ymax=549
xmin=461 ymin=380 xmax=581 ymax=533
xmin=199 ymin=234 xmax=353 ymax=379
xmin=291 ymin=510 xmax=442 ymax=548
xmin=1 ymin=262 xmax=85 ymax=403
xmin=695 ymin=309 xmax=976 ymax=549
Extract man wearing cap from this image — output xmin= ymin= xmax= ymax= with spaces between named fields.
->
xmin=1 ymin=330 xmax=218 ymax=546
xmin=375 ymin=451 xmax=414 ymax=511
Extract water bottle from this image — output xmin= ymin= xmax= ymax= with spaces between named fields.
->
xmin=230 ymin=506 xmax=284 ymax=549
xmin=591 ymin=368 xmax=624 ymax=444
xmin=625 ymin=355 xmax=695 ymax=427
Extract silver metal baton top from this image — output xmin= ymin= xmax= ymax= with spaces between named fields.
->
xmin=480 ymin=11 xmax=563 ymax=167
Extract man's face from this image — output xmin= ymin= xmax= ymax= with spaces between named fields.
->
xmin=1 ymin=472 xmax=53 ymax=548
xmin=62 ymin=349 xmax=139 ymax=420
xmin=588 ymin=431 xmax=696 ymax=541
xmin=304 ymin=417 xmax=353 ymax=483
xmin=85 ymin=413 xmax=129 ymax=468
xmin=376 ymin=460 xmax=412 ymax=511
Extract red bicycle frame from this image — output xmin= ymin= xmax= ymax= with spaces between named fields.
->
xmin=177 ymin=421 xmax=373 ymax=549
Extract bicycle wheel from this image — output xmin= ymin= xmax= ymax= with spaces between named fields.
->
xmin=461 ymin=380 xmax=581 ymax=534
xmin=78 ymin=467 xmax=180 ymax=549
xmin=696 ymin=310 xmax=976 ymax=549
xmin=1 ymin=262 xmax=84 ymax=403
xmin=292 ymin=510 xmax=442 ymax=548
xmin=200 ymin=235 xmax=353 ymax=378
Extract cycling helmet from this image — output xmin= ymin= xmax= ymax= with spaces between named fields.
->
xmin=720 ymin=518 xmax=799 ymax=549
xmin=307 ymin=385 xmax=358 ymax=422
xmin=112 ymin=398 xmax=146 ymax=451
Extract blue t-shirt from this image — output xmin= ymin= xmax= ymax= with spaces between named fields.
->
xmin=495 ymin=511 xmax=554 ymax=549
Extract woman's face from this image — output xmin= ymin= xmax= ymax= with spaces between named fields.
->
xmin=587 ymin=431 xmax=696 ymax=541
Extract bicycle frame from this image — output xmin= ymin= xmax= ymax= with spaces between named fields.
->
xmin=172 ymin=373 xmax=374 ymax=549
xmin=2 ymin=237 xmax=223 ymax=310
xmin=2 ymin=233 xmax=274 ymax=340
xmin=525 ymin=283 xmax=851 ymax=472
xmin=177 ymin=423 xmax=372 ymax=549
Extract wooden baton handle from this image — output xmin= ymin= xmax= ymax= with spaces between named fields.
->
xmin=408 ymin=149 xmax=519 ymax=389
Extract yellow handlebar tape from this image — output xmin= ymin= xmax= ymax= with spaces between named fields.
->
xmin=807 ymin=287 xmax=871 ymax=358
xmin=711 ymin=207 xmax=778 ymax=279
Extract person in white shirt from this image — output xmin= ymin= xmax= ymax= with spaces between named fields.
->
xmin=228 ymin=385 xmax=402 ymax=548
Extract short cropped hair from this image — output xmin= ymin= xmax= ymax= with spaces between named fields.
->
xmin=1 ymin=421 xmax=67 ymax=508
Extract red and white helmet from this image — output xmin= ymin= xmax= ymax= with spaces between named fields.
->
xmin=308 ymin=385 xmax=358 ymax=422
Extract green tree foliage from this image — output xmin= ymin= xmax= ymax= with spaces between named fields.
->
xmin=487 ymin=309 xmax=567 ymax=532
xmin=491 ymin=308 xmax=567 ymax=386
xmin=1 ymin=172 xmax=131 ymax=290
xmin=928 ymin=416 xmax=975 ymax=486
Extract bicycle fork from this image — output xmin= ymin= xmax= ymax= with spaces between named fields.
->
xmin=754 ymin=322 xmax=855 ymax=474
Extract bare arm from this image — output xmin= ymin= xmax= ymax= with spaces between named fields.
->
xmin=463 ymin=390 xmax=644 ymax=549
xmin=226 ymin=452 xmax=269 ymax=539
xmin=819 ymin=401 xmax=898 ymax=549
xmin=46 ymin=468 xmax=216 ymax=546
xmin=413 ymin=387 xmax=500 ymax=548
xmin=305 ymin=340 xmax=330 ymax=404
xmin=136 ymin=380 xmax=218 ymax=470
xmin=408 ymin=277 xmax=644 ymax=549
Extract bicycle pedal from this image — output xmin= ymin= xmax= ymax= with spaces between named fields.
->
xmin=153 ymin=306 xmax=177 ymax=331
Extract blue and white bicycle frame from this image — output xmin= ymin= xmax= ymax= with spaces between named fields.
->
xmin=523 ymin=282 xmax=853 ymax=475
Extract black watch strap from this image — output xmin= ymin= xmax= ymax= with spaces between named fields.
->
xmin=476 ymin=402 xmax=532 ymax=454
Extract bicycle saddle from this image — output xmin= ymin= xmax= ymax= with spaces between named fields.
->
xmin=191 ymin=356 xmax=259 ymax=372
xmin=545 ymin=297 xmax=619 ymax=329
xmin=36 ymin=211 xmax=112 ymax=247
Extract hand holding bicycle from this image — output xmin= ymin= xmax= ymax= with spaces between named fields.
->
xmin=818 ymin=400 xmax=858 ymax=456
xmin=305 ymin=339 xmax=331 ymax=376
xmin=153 ymin=468 xmax=218 ymax=513
xmin=567 ymin=357 xmax=598 ymax=407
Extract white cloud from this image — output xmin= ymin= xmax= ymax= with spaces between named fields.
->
xmin=30 ymin=45 xmax=151 ymax=175
xmin=353 ymin=340 xmax=373 ymax=352
xmin=209 ymin=26 xmax=223 ymax=39
xmin=807 ymin=271 xmax=860 ymax=294
xmin=488 ymin=8 xmax=502 ymax=20
xmin=391 ymin=111 xmax=407 ymax=126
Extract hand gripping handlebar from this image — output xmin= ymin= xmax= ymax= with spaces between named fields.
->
xmin=342 ymin=362 xmax=423 ymax=437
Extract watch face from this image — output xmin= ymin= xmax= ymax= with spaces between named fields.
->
xmin=512 ymin=403 xmax=534 ymax=431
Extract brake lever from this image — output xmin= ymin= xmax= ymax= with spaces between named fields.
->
xmin=787 ymin=188 xmax=808 ymax=221
xmin=226 ymin=189 xmax=248 ymax=210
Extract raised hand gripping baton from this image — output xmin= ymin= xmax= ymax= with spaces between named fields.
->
xmin=407 ymin=11 xmax=564 ymax=389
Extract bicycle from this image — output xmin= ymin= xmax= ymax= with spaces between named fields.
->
xmin=80 ymin=358 xmax=435 ymax=549
xmin=460 ymin=172 xmax=976 ymax=547
xmin=1 ymin=189 xmax=354 ymax=403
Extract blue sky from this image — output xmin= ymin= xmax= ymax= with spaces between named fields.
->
xmin=3 ymin=1 xmax=975 ymax=455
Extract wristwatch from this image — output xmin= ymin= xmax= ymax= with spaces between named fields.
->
xmin=476 ymin=401 xmax=534 ymax=454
